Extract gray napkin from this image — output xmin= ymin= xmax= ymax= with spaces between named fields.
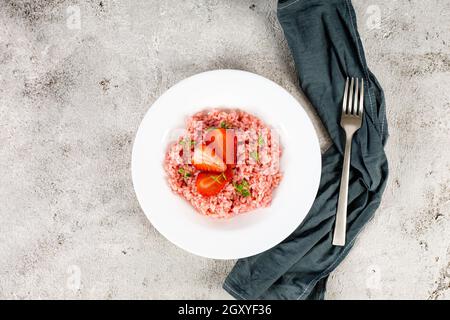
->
xmin=224 ymin=0 xmax=389 ymax=300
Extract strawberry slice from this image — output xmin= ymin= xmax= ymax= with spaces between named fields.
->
xmin=196 ymin=166 xmax=233 ymax=197
xmin=192 ymin=144 xmax=226 ymax=172
xmin=205 ymin=128 xmax=237 ymax=165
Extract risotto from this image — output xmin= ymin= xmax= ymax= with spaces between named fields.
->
xmin=164 ymin=109 xmax=282 ymax=218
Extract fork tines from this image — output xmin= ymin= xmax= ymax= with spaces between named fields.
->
xmin=342 ymin=77 xmax=364 ymax=117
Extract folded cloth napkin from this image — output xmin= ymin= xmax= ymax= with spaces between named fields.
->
xmin=223 ymin=0 xmax=389 ymax=300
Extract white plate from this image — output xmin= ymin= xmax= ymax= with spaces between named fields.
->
xmin=132 ymin=70 xmax=321 ymax=259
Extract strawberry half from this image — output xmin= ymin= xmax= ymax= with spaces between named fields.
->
xmin=192 ymin=144 xmax=226 ymax=172
xmin=205 ymin=128 xmax=237 ymax=165
xmin=196 ymin=166 xmax=233 ymax=197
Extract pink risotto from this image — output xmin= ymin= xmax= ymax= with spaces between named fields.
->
xmin=164 ymin=109 xmax=282 ymax=218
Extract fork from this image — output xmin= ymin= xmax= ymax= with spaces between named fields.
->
xmin=332 ymin=77 xmax=364 ymax=246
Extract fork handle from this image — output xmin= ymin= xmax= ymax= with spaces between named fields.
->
xmin=332 ymin=133 xmax=353 ymax=246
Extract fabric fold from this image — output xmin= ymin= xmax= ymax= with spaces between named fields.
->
xmin=224 ymin=0 xmax=389 ymax=300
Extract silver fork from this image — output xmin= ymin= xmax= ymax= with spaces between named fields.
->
xmin=332 ymin=77 xmax=364 ymax=246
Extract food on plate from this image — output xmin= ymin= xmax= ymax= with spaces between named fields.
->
xmin=192 ymin=144 xmax=226 ymax=173
xmin=164 ymin=109 xmax=282 ymax=218
xmin=204 ymin=127 xmax=237 ymax=165
xmin=196 ymin=166 xmax=233 ymax=197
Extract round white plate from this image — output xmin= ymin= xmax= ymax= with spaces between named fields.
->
xmin=132 ymin=70 xmax=321 ymax=259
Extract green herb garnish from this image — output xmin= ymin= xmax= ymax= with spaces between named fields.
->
xmin=219 ymin=121 xmax=230 ymax=129
xmin=250 ymin=150 xmax=259 ymax=162
xmin=258 ymin=135 xmax=265 ymax=146
xmin=179 ymin=137 xmax=195 ymax=147
xmin=210 ymin=172 xmax=226 ymax=184
xmin=233 ymin=180 xmax=251 ymax=197
xmin=178 ymin=167 xmax=192 ymax=178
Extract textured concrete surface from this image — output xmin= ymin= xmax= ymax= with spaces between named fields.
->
xmin=0 ymin=0 xmax=448 ymax=299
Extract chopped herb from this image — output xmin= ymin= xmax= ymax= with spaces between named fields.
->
xmin=250 ymin=150 xmax=259 ymax=162
xmin=258 ymin=135 xmax=265 ymax=146
xmin=178 ymin=167 xmax=192 ymax=178
xmin=219 ymin=121 xmax=230 ymax=129
xmin=179 ymin=137 xmax=195 ymax=147
xmin=210 ymin=173 xmax=226 ymax=184
xmin=233 ymin=180 xmax=251 ymax=197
